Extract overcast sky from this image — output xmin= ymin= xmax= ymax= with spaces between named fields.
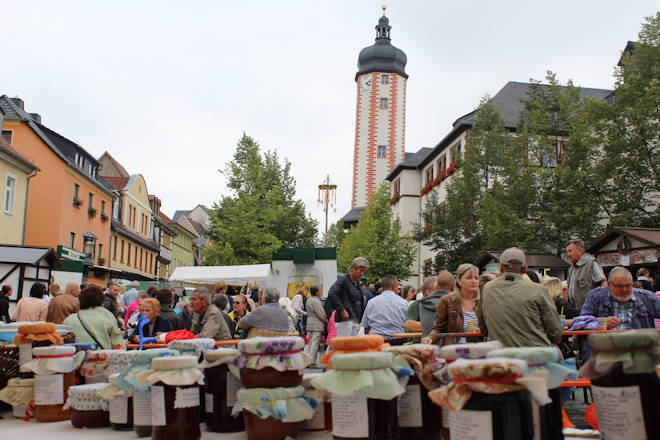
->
xmin=2 ymin=1 xmax=657 ymax=234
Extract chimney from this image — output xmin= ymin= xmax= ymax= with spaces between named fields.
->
xmin=10 ymin=97 xmax=24 ymax=110
xmin=30 ymin=113 xmax=41 ymax=124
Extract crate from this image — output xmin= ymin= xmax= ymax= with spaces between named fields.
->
xmin=0 ymin=344 xmax=19 ymax=411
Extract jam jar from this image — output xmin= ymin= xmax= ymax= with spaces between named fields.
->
xmin=64 ymin=383 xmax=110 ymax=428
xmin=133 ymin=389 xmax=152 ymax=438
xmin=145 ymin=356 xmax=202 ymax=440
xmin=107 ymin=373 xmax=133 ymax=430
xmin=203 ymin=348 xmax=244 ymax=432
xmin=29 ymin=345 xmax=80 ymax=422
xmin=301 ymin=373 xmax=332 ymax=432
xmin=80 ymin=349 xmax=113 ymax=384
xmin=244 ymin=409 xmax=300 ymax=440
xmin=459 ymin=390 xmax=534 ymax=440
xmin=235 ymin=336 xmax=309 ymax=388
xmin=0 ymin=377 xmax=34 ymax=418
xmin=398 ymin=374 xmax=442 ymax=440
xmin=331 ymin=394 xmax=399 ymax=440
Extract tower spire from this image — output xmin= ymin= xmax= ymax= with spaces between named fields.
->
xmin=376 ymin=6 xmax=391 ymax=40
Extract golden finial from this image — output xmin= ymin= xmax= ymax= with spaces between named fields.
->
xmin=382 ymin=4 xmax=387 ymax=16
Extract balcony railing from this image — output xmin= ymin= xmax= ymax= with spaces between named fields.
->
xmin=159 ymin=244 xmax=172 ymax=262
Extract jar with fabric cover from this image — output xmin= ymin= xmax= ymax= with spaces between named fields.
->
xmin=79 ymin=349 xmax=114 ymax=384
xmin=488 ymin=346 xmax=576 ymax=440
xmin=135 ymin=355 xmax=204 ymax=440
xmin=23 ymin=345 xmax=85 ymax=422
xmin=0 ymin=377 xmax=34 ymax=418
xmin=429 ymin=358 xmax=544 ymax=440
xmin=234 ymin=336 xmax=311 ymax=388
xmin=109 ymin=348 xmax=179 ymax=438
xmin=200 ymin=347 xmax=244 ymax=432
xmin=312 ymin=351 xmax=413 ymax=440
xmin=385 ymin=344 xmax=445 ymax=440
xmin=320 ymin=334 xmax=385 ymax=369
xmin=104 ymin=350 xmax=140 ymax=376
xmin=14 ymin=322 xmax=63 ymax=375
xmin=105 ymin=373 xmax=133 ymax=430
xmin=63 ymin=382 xmax=110 ymax=428
xmin=579 ymin=329 xmax=660 ymax=439
xmin=232 ymin=385 xmax=318 ymax=440
xmin=301 ymin=373 xmax=332 ymax=432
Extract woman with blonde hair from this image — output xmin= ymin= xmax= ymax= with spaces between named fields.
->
xmin=542 ymin=276 xmax=578 ymax=318
xmin=128 ymin=297 xmax=171 ymax=343
xmin=423 ymin=263 xmax=481 ymax=346
xmin=278 ymin=296 xmax=298 ymax=334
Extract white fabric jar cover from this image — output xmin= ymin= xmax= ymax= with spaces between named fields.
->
xmin=167 ymin=338 xmax=216 ymax=358
xmin=105 ymin=350 xmax=140 ymax=376
xmin=63 ymin=383 xmax=110 ymax=411
xmin=80 ymin=349 xmax=115 ymax=378
xmin=135 ymin=355 xmax=204 ymax=387
xmin=98 ymin=373 xmax=132 ymax=400
xmin=233 ymin=336 xmax=311 ymax=372
xmin=0 ymin=377 xmax=34 ymax=406
xmin=24 ymin=345 xmax=85 ymax=375
xmin=200 ymin=347 xmax=241 ymax=377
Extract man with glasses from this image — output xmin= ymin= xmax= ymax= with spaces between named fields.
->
xmin=581 ymin=266 xmax=660 ymax=329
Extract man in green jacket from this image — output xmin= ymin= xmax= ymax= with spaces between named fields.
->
xmin=566 ymin=239 xmax=607 ymax=312
xmin=478 ymin=247 xmax=563 ymax=348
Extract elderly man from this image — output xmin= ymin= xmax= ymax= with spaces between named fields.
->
xmin=46 ymin=282 xmax=80 ymax=324
xmin=478 ymin=247 xmax=563 ymax=348
xmin=566 ymin=239 xmax=607 ymax=312
xmin=238 ymin=287 xmax=290 ymax=337
xmin=408 ymin=271 xmax=455 ymax=337
xmin=121 ymin=281 xmax=140 ymax=309
xmin=189 ymin=287 xmax=231 ymax=340
xmin=360 ymin=275 xmax=409 ymax=339
xmin=581 ymin=266 xmax=660 ymax=329
xmin=328 ymin=256 xmax=369 ymax=337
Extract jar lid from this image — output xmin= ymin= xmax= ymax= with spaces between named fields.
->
xmin=384 ymin=343 xmax=438 ymax=359
xmin=331 ymin=351 xmax=396 ymax=370
xmin=85 ymin=349 xmax=114 ymax=360
xmin=33 ymin=345 xmax=76 ymax=356
xmin=133 ymin=348 xmax=180 ymax=364
xmin=439 ymin=340 xmax=503 ymax=360
xmin=107 ymin=350 xmax=139 ymax=364
xmin=7 ymin=378 xmax=34 ymax=387
xmin=18 ymin=322 xmax=57 ymax=335
xmin=167 ymin=338 xmax=216 ymax=351
xmin=238 ymin=336 xmax=304 ymax=354
xmin=204 ymin=348 xmax=239 ymax=362
xmin=448 ymin=358 xmax=527 ymax=380
xmin=67 ymin=382 xmax=108 ymax=397
xmin=152 ymin=355 xmax=198 ymax=370
xmin=328 ymin=335 xmax=384 ymax=350
xmin=64 ymin=384 xmax=109 ymax=411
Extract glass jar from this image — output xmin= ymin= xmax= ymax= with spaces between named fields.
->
xmin=30 ymin=345 xmax=80 ymax=423
xmin=107 ymin=373 xmax=133 ymax=430
xmin=235 ymin=336 xmax=309 ymax=389
xmin=147 ymin=356 xmax=201 ymax=440
xmin=538 ymin=388 xmax=562 ymax=440
xmin=244 ymin=410 xmax=300 ymax=440
xmin=331 ymin=394 xmax=399 ymax=440
xmin=133 ymin=389 xmax=152 ymax=438
xmin=204 ymin=350 xmax=244 ymax=432
xmin=65 ymin=383 xmax=110 ymax=428
xmin=456 ymin=390 xmax=533 ymax=440
xmin=80 ymin=349 xmax=113 ymax=384
xmin=301 ymin=374 xmax=332 ymax=432
xmin=0 ymin=377 xmax=34 ymax=418
xmin=240 ymin=367 xmax=302 ymax=388
xmin=398 ymin=375 xmax=442 ymax=440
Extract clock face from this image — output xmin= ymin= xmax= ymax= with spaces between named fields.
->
xmin=360 ymin=77 xmax=372 ymax=92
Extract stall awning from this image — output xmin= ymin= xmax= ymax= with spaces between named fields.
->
xmin=169 ymin=264 xmax=272 ymax=286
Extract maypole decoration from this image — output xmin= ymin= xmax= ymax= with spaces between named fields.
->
xmin=317 ymin=175 xmax=337 ymax=246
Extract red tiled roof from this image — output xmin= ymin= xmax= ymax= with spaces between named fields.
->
xmin=102 ymin=176 xmax=130 ymax=189
xmin=188 ymin=218 xmax=206 ymax=234
xmin=99 ymin=151 xmax=130 ymax=178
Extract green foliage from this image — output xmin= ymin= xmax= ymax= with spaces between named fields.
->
xmin=325 ymin=221 xmax=346 ymax=248
xmin=204 ymin=134 xmax=318 ymax=265
xmin=338 ymin=185 xmax=416 ymax=285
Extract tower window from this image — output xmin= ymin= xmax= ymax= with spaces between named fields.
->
xmin=379 ymin=98 xmax=388 ymax=109
xmin=377 ymin=145 xmax=387 ymax=158
xmin=381 ymin=74 xmax=389 ymax=84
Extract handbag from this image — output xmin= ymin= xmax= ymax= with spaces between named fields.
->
xmin=77 ymin=313 xmax=106 ymax=349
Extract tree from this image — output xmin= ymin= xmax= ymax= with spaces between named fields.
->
xmin=338 ymin=184 xmax=416 ymax=285
xmin=325 ymin=221 xmax=346 ymax=249
xmin=590 ymin=13 xmax=660 ymax=226
xmin=205 ymin=134 xmax=318 ymax=265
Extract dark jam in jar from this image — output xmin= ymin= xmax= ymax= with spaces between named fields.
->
xmin=70 ymin=408 xmax=110 ymax=428
xmin=591 ymin=364 xmax=660 ymax=438
xmin=459 ymin=390 xmax=533 ymax=440
xmin=205 ymin=363 xmax=244 ymax=432
xmin=109 ymin=396 xmax=133 ymax=430
xmin=240 ymin=366 xmax=302 ymax=388
xmin=398 ymin=375 xmax=442 ymax=440
xmin=538 ymin=388 xmax=562 ymax=440
xmin=150 ymin=382 xmax=201 ymax=440
xmin=332 ymin=394 xmax=399 ymax=440
xmin=244 ymin=411 xmax=300 ymax=440
xmin=132 ymin=390 xmax=152 ymax=438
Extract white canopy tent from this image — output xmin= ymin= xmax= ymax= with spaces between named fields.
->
xmin=169 ymin=264 xmax=272 ymax=287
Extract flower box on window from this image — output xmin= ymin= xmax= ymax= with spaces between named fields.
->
xmin=100 ymin=213 xmax=108 ymax=222
xmin=87 ymin=207 xmax=97 ymax=217
xmin=73 ymin=198 xmax=82 ymax=207
xmin=388 ymin=193 xmax=401 ymax=205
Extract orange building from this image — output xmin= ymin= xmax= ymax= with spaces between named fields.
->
xmin=0 ymin=96 xmax=113 ymax=270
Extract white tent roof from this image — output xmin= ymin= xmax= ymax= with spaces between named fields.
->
xmin=169 ymin=264 xmax=272 ymax=286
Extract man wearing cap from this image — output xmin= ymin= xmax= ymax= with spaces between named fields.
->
xmin=478 ymin=247 xmax=563 ymax=348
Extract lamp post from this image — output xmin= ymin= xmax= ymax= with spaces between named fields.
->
xmin=317 ymin=175 xmax=337 ymax=246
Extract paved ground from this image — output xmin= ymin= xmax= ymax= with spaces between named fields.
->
xmin=562 ymin=392 xmax=591 ymax=429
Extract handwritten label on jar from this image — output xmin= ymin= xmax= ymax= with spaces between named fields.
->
xmin=34 ymin=374 xmax=63 ymax=405
xmin=110 ymin=397 xmax=128 ymax=424
xmin=449 ymin=409 xmax=493 ymax=440
xmin=19 ymin=344 xmax=32 ymax=372
xmin=226 ymin=373 xmax=242 ymax=407
xmin=332 ymin=394 xmax=368 ymax=438
xmin=150 ymin=386 xmax=166 ymax=426
xmin=133 ymin=390 xmax=151 ymax=426
xmin=174 ymin=386 xmax=200 ymax=409
xmin=591 ymin=385 xmax=645 ymax=440
xmin=398 ymin=384 xmax=423 ymax=427
xmin=205 ymin=393 xmax=214 ymax=413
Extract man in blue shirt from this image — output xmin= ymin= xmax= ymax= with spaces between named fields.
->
xmin=360 ymin=274 xmax=409 ymax=339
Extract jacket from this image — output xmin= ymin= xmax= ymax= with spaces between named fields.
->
xmin=418 ymin=290 xmax=450 ymax=338
xmin=129 ymin=315 xmax=172 ymax=340
xmin=305 ymin=296 xmax=327 ymax=332
xmin=428 ymin=293 xmax=481 ymax=345
xmin=581 ymin=287 xmax=660 ymax=329
xmin=0 ymin=295 xmax=10 ymax=323
xmin=554 ymin=297 xmax=579 ymax=319
xmin=328 ymin=274 xmax=364 ymax=322
xmin=46 ymin=294 xmax=80 ymax=324
xmin=568 ymin=254 xmax=602 ymax=311
xmin=191 ymin=304 xmax=231 ymax=340
xmin=103 ymin=294 xmax=118 ymax=317
xmin=63 ymin=307 xmax=126 ymax=349
xmin=159 ymin=306 xmax=184 ymax=331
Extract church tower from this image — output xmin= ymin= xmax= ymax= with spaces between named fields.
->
xmin=351 ymin=6 xmax=408 ymax=208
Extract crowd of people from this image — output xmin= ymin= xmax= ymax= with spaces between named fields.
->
xmin=0 ymin=237 xmax=659 ymax=365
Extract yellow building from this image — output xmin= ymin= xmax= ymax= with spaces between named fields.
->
xmin=168 ymin=215 xmax=198 ymax=273
xmin=149 ymin=195 xmax=176 ymax=280
xmin=0 ymin=136 xmax=39 ymax=244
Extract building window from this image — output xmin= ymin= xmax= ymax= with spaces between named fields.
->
xmin=101 ymin=200 xmax=106 ymax=216
xmin=70 ymin=232 xmax=76 ymax=249
xmin=3 ymin=174 xmax=16 ymax=215
xmin=452 ymin=142 xmax=461 ymax=163
xmin=393 ymin=179 xmax=400 ymax=196
xmin=120 ymin=240 xmax=125 ymax=263
xmin=73 ymin=183 xmax=80 ymax=204
xmin=438 ymin=154 xmax=447 ymax=174
xmin=138 ymin=212 xmax=143 ymax=233
xmin=150 ymin=254 xmax=153 ymax=274
xmin=113 ymin=197 xmax=121 ymax=220
xmin=75 ymin=153 xmax=84 ymax=168
xmin=98 ymin=243 xmax=103 ymax=262
xmin=381 ymin=74 xmax=389 ymax=84
xmin=113 ymin=237 xmax=117 ymax=261
xmin=425 ymin=167 xmax=434 ymax=185
xmin=1 ymin=130 xmax=12 ymax=144
xmin=88 ymin=192 xmax=94 ymax=210
xmin=377 ymin=145 xmax=387 ymax=158
xmin=379 ymin=98 xmax=388 ymax=109
xmin=127 ymin=243 xmax=131 ymax=265
xmin=134 ymin=247 xmax=138 ymax=268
